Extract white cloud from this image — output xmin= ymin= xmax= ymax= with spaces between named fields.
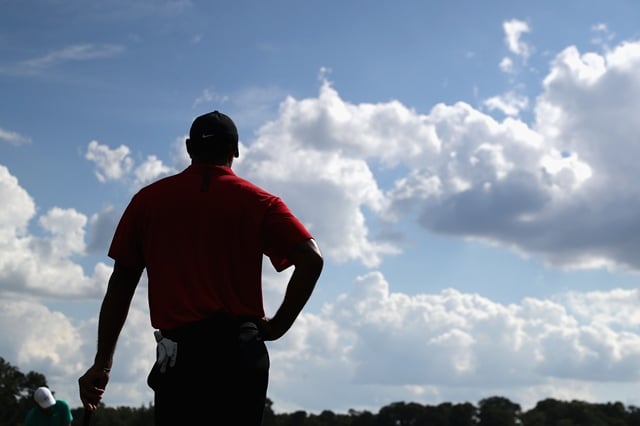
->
xmin=251 ymin=149 xmax=395 ymax=267
xmin=560 ymin=289 xmax=640 ymax=328
xmin=0 ymin=44 xmax=125 ymax=76
xmin=133 ymin=155 xmax=173 ymax=188
xmin=0 ymin=298 xmax=84 ymax=378
xmin=0 ymin=127 xmax=31 ymax=146
xmin=0 ymin=284 xmax=155 ymax=410
xmin=38 ymin=207 xmax=87 ymax=257
xmin=254 ymin=81 xmax=439 ymax=168
xmin=235 ymin=82 xmax=408 ymax=267
xmin=0 ymin=165 xmax=35 ymax=239
xmin=484 ymin=92 xmax=529 ymax=117
xmin=85 ymin=141 xmax=176 ymax=192
xmin=530 ymin=41 xmax=640 ymax=268
xmin=265 ymin=272 xmax=640 ymax=412
xmin=86 ymin=140 xmax=134 ymax=183
xmin=377 ymin=39 xmax=640 ymax=272
xmin=499 ymin=57 xmax=514 ymax=74
xmin=542 ymin=46 xmax=607 ymax=88
xmin=0 ymin=165 xmax=153 ymax=403
xmin=0 ymin=165 xmax=108 ymax=298
xmin=504 ymin=19 xmax=532 ymax=59
xmin=218 ymin=39 xmax=640 ymax=272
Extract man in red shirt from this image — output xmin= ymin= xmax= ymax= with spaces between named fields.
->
xmin=78 ymin=110 xmax=323 ymax=425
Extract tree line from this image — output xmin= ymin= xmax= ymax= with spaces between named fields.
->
xmin=2 ymin=356 xmax=640 ymax=425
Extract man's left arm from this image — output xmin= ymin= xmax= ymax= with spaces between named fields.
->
xmin=78 ymin=262 xmax=143 ymax=411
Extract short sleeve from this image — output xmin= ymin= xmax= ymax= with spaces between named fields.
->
xmin=262 ymin=197 xmax=313 ymax=271
xmin=108 ymin=194 xmax=145 ymax=269
xmin=60 ymin=400 xmax=73 ymax=423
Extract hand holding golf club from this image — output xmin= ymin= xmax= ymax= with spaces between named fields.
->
xmin=78 ymin=364 xmax=110 ymax=411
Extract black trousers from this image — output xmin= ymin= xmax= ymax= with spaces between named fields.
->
xmin=147 ymin=316 xmax=269 ymax=425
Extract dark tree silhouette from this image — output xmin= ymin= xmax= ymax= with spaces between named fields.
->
xmin=376 ymin=401 xmax=431 ymax=425
xmin=0 ymin=356 xmax=48 ymax=426
xmin=478 ymin=396 xmax=521 ymax=426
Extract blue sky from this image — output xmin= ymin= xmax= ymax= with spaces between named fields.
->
xmin=2 ymin=0 xmax=640 ymax=414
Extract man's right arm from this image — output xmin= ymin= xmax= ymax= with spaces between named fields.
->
xmin=78 ymin=261 xmax=143 ymax=410
xmin=259 ymin=238 xmax=323 ymax=341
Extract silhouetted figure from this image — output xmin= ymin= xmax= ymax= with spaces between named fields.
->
xmin=78 ymin=110 xmax=323 ymax=425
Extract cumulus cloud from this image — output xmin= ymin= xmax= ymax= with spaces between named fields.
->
xmin=264 ymin=272 xmax=640 ymax=412
xmin=0 ymin=285 xmax=155 ymax=410
xmin=235 ymin=83 xmax=410 ymax=267
xmin=37 ymin=207 xmax=87 ymax=258
xmin=244 ymin=148 xmax=397 ymax=267
xmin=0 ymin=165 xmax=108 ymax=298
xmin=0 ymin=164 xmax=153 ymax=403
xmin=252 ymin=82 xmax=438 ymax=168
xmin=133 ymin=155 xmax=173 ymax=188
xmin=0 ymin=298 xmax=84 ymax=378
xmin=559 ymin=289 xmax=640 ymax=328
xmin=228 ymin=77 xmax=594 ymax=269
xmin=219 ymin=38 xmax=640 ymax=273
xmin=0 ymin=165 xmax=35 ymax=238
xmin=86 ymin=141 xmax=174 ymax=189
xmin=376 ymin=40 xmax=640 ymax=272
xmin=86 ymin=141 xmax=134 ymax=183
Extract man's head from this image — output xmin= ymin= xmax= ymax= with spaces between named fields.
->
xmin=34 ymin=387 xmax=56 ymax=410
xmin=186 ymin=110 xmax=239 ymax=165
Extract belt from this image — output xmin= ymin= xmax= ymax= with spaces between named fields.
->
xmin=160 ymin=312 xmax=260 ymax=342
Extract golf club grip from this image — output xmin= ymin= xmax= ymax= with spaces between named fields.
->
xmin=82 ymin=408 xmax=92 ymax=426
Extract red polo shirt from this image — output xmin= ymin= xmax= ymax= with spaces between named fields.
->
xmin=108 ymin=164 xmax=312 ymax=330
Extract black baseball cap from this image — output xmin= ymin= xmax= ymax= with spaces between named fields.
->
xmin=189 ymin=110 xmax=238 ymax=144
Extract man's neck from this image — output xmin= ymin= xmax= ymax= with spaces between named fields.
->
xmin=191 ymin=159 xmax=232 ymax=167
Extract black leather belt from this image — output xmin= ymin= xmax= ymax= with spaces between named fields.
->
xmin=161 ymin=312 xmax=259 ymax=342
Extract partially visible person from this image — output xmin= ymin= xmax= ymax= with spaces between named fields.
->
xmin=24 ymin=387 xmax=73 ymax=426
xmin=78 ymin=110 xmax=323 ymax=425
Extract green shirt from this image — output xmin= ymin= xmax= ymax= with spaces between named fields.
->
xmin=24 ymin=400 xmax=73 ymax=426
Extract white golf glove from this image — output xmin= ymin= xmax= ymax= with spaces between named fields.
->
xmin=154 ymin=330 xmax=177 ymax=373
